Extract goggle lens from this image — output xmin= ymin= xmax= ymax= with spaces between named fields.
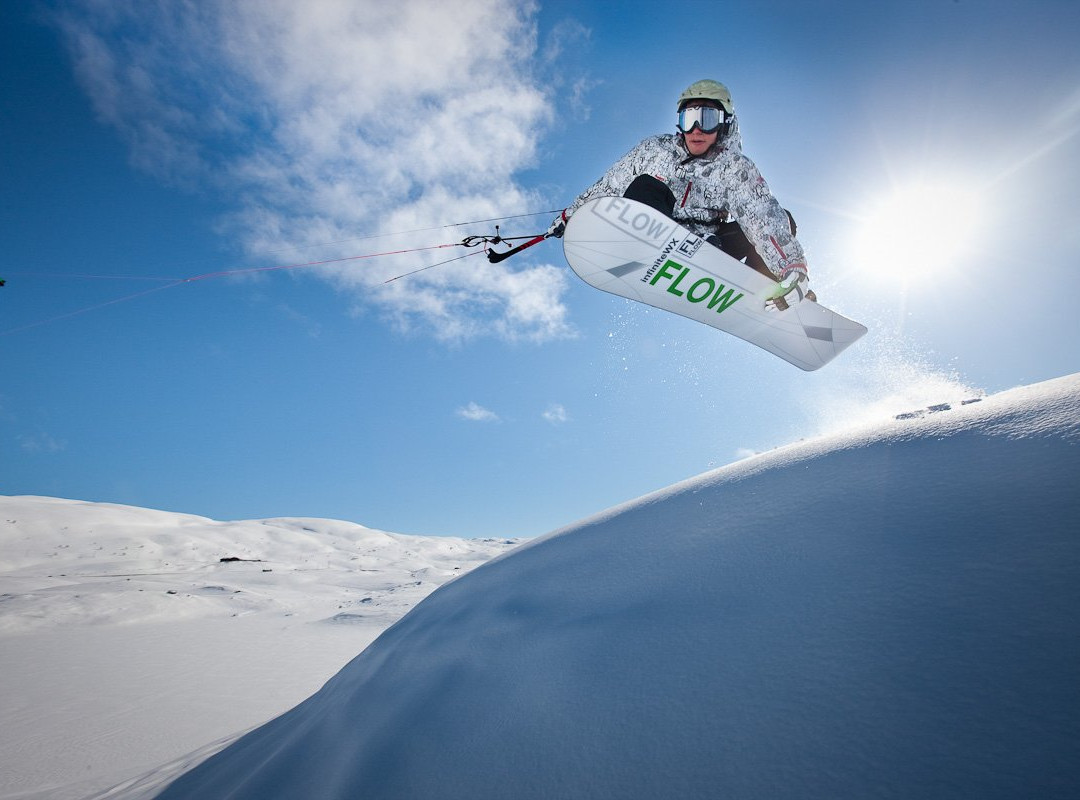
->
xmin=677 ymin=105 xmax=724 ymax=134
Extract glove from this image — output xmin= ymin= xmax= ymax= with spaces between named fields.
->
xmin=546 ymin=209 xmax=568 ymax=239
xmin=765 ymin=269 xmax=811 ymax=312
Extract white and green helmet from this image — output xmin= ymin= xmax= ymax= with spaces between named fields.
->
xmin=677 ymin=79 xmax=733 ymax=115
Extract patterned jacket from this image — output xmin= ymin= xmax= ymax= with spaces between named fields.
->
xmin=565 ymin=117 xmax=807 ymax=280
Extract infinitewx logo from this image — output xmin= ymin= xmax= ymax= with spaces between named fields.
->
xmin=648 ymin=260 xmax=743 ymax=314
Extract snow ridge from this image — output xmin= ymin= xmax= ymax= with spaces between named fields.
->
xmin=149 ymin=373 xmax=1080 ymax=800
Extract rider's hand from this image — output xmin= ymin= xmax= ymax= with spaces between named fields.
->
xmin=546 ymin=210 xmax=568 ymax=239
xmin=766 ymin=269 xmax=811 ymax=312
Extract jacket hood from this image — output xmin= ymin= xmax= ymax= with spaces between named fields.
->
xmin=724 ymin=113 xmax=743 ymax=153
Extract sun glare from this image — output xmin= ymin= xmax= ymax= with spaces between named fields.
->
xmin=852 ymin=182 xmax=983 ymax=284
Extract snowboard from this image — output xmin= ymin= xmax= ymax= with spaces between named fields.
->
xmin=562 ymin=197 xmax=867 ymax=371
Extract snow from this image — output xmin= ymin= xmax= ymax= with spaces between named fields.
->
xmin=3 ymin=373 xmax=1079 ymax=799
xmin=0 ymin=502 xmax=518 ymax=799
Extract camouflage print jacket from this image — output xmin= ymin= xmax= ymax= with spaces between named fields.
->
xmin=565 ymin=116 xmax=807 ymax=280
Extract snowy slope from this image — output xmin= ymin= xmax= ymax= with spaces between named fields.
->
xmin=0 ymin=498 xmax=516 ymax=633
xmin=0 ymin=500 xmax=518 ymax=799
xmin=146 ymin=372 xmax=1080 ymax=800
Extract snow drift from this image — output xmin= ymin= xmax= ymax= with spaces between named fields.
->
xmin=151 ymin=373 xmax=1080 ymax=799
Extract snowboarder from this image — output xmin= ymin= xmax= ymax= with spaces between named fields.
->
xmin=549 ymin=79 xmax=813 ymax=308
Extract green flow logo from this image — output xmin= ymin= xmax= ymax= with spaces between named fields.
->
xmin=649 ymin=260 xmax=744 ymax=314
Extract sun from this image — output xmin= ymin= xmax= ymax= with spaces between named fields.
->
xmin=851 ymin=181 xmax=983 ymax=285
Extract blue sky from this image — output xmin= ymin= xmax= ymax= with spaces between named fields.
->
xmin=3 ymin=0 xmax=1079 ymax=538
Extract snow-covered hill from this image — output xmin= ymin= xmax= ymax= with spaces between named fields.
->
xmin=145 ymin=372 xmax=1080 ymax=800
xmin=0 ymin=498 xmax=516 ymax=633
xmin=0 ymin=501 xmax=518 ymax=799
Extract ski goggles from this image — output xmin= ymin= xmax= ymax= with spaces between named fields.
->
xmin=677 ymin=105 xmax=725 ymax=134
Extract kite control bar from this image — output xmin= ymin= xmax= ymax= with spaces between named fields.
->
xmin=486 ymin=234 xmax=547 ymax=263
xmin=462 ymin=225 xmax=550 ymax=264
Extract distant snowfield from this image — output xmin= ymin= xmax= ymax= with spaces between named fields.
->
xmin=0 ymin=501 xmax=519 ymax=799
xmin=3 ymin=372 xmax=1079 ymax=800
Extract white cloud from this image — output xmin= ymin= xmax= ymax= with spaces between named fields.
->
xmin=51 ymin=0 xmax=573 ymax=342
xmin=541 ymin=403 xmax=568 ymax=425
xmin=456 ymin=402 xmax=500 ymax=423
xmin=540 ymin=20 xmax=598 ymax=122
xmin=19 ymin=433 xmax=67 ymax=454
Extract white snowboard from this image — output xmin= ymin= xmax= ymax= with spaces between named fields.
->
xmin=563 ymin=197 xmax=867 ymax=371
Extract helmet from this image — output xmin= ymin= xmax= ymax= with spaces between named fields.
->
xmin=677 ymin=80 xmax=733 ymax=115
